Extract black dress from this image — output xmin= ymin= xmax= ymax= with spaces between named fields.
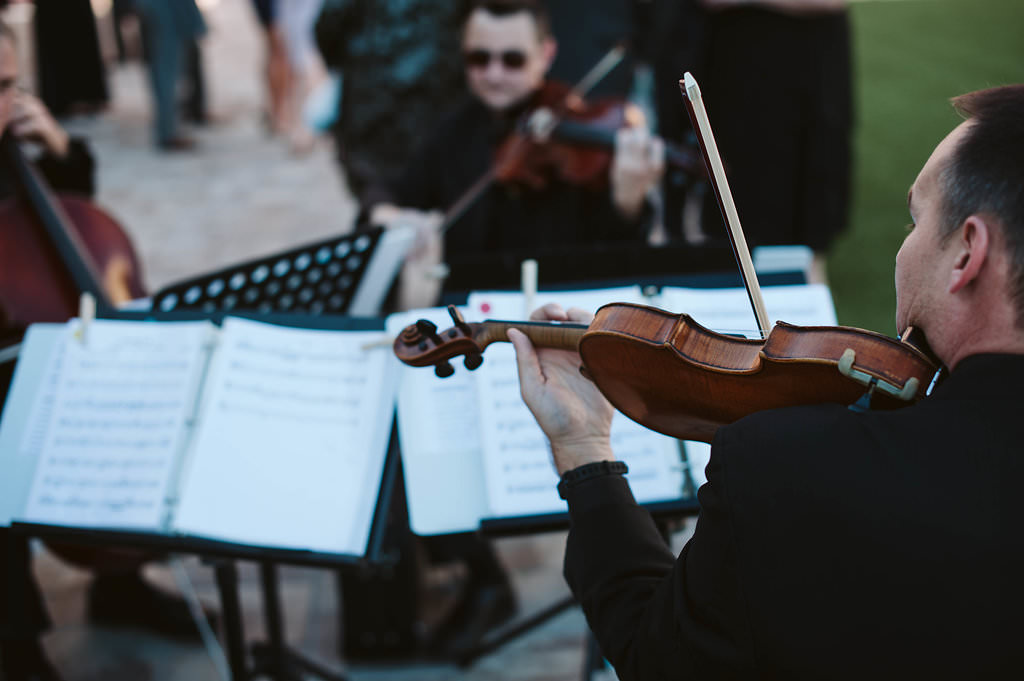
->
xmin=700 ymin=7 xmax=853 ymax=253
xmin=33 ymin=0 xmax=109 ymax=117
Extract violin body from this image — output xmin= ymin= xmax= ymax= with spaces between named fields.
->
xmin=393 ymin=303 xmax=940 ymax=444
xmin=493 ymin=81 xmax=704 ymax=192
xmin=578 ymin=304 xmax=937 ymax=443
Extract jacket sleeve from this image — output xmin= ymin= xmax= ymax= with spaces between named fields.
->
xmin=34 ymin=137 xmax=96 ymax=199
xmin=562 ymin=441 xmax=755 ymax=680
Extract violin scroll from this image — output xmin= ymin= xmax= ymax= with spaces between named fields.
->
xmin=394 ymin=305 xmax=487 ymax=378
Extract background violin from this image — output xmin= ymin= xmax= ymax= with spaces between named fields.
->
xmin=493 ymin=80 xmax=706 ymax=192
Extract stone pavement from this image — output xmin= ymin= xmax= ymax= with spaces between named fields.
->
xmin=5 ymin=1 xmax=696 ymax=679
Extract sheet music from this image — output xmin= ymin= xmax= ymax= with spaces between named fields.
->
xmin=20 ymin=320 xmax=212 ymax=530
xmin=172 ymin=318 xmax=396 ymax=555
xmin=466 ymin=288 xmax=684 ymax=518
xmin=658 ymin=284 xmax=838 ymax=338
xmin=660 ymin=284 xmax=839 ymax=488
xmin=388 ymin=307 xmax=489 ymax=535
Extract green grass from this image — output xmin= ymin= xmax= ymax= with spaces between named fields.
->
xmin=828 ymin=0 xmax=1024 ymax=334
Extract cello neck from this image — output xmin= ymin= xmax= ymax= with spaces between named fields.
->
xmin=679 ymin=73 xmax=771 ymax=339
xmin=0 ymin=133 xmax=115 ymax=313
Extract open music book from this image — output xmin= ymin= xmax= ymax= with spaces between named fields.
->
xmin=389 ymin=283 xmax=837 ymax=535
xmin=0 ymin=316 xmax=398 ymax=557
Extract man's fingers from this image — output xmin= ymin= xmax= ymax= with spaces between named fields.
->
xmin=508 ymin=328 xmax=543 ymax=393
xmin=529 ymin=302 xmax=567 ymax=322
xmin=565 ymin=307 xmax=594 ymax=324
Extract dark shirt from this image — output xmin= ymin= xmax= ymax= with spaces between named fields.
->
xmin=381 ymin=91 xmax=650 ymax=264
xmin=563 ymin=353 xmax=1024 ymax=680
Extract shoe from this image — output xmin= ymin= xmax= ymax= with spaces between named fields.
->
xmin=0 ymin=640 xmax=63 ymax=681
xmin=86 ymin=573 xmax=218 ymax=641
xmin=158 ymin=136 xmax=197 ymax=152
xmin=423 ymin=578 xmax=518 ymax=661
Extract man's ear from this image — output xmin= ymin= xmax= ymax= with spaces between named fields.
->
xmin=542 ymin=37 xmax=557 ymax=72
xmin=948 ymin=215 xmax=991 ymax=294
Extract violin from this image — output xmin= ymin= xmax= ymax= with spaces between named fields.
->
xmin=393 ymin=303 xmax=937 ymax=443
xmin=437 ymin=47 xmax=698 ymax=236
xmin=392 ymin=73 xmax=941 ymax=443
xmin=493 ymin=80 xmax=706 ymax=192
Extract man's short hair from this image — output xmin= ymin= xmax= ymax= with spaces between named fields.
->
xmin=942 ymin=85 xmax=1024 ymax=326
xmin=460 ymin=0 xmax=552 ymax=40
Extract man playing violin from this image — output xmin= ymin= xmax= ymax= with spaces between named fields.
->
xmin=367 ymin=0 xmax=666 ymax=310
xmin=508 ymin=84 xmax=1024 ymax=679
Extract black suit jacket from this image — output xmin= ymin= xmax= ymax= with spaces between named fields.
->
xmin=563 ymin=353 xmax=1024 ymax=680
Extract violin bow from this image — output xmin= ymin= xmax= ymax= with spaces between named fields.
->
xmin=679 ymin=73 xmax=771 ymax=339
xmin=439 ymin=44 xmax=628 ymax=235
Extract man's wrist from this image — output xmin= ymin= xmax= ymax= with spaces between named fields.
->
xmin=550 ymin=439 xmax=614 ymax=475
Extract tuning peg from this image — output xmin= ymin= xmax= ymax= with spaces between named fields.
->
xmin=416 ymin=319 xmax=442 ymax=344
xmin=446 ymin=305 xmax=472 ymax=336
xmin=434 ymin=360 xmax=455 ymax=378
xmin=463 ymin=353 xmax=483 ymax=371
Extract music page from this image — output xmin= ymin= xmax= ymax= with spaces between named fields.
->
xmin=466 ymin=288 xmax=685 ymax=519
xmin=20 ymin=319 xmax=212 ymax=530
xmin=387 ymin=307 xmax=489 ymax=535
xmin=172 ymin=318 xmax=397 ymax=556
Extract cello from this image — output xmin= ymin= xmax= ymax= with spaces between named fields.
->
xmin=0 ymin=132 xmax=151 ymax=570
xmin=392 ymin=73 xmax=940 ymax=444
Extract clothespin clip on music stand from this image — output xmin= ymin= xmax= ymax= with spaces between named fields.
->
xmin=74 ymin=292 xmax=96 ymax=347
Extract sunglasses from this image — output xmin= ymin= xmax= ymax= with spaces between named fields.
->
xmin=463 ymin=49 xmax=528 ymax=70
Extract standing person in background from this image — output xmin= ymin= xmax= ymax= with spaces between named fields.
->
xmin=134 ymin=0 xmax=206 ymax=151
xmin=32 ymin=0 xmax=109 ymax=117
xmin=698 ymin=0 xmax=852 ymax=283
xmin=277 ymin=0 xmax=326 ymax=154
xmin=314 ymin=0 xmax=465 ymax=203
xmin=250 ymin=0 xmax=293 ymax=136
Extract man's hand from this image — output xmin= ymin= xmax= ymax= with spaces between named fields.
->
xmin=371 ymin=203 xmax=446 ymax=310
xmin=10 ymin=91 xmax=69 ymax=158
xmin=508 ymin=303 xmax=616 ymax=475
xmin=370 ymin=203 xmax=444 ymax=259
xmin=610 ymin=124 xmax=665 ymax=220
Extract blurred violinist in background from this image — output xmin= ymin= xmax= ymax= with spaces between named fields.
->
xmin=366 ymin=0 xmax=667 ymax=312
xmin=354 ymin=0 xmax=665 ymax=660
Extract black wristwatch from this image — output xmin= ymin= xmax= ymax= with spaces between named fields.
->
xmin=557 ymin=460 xmax=628 ymax=499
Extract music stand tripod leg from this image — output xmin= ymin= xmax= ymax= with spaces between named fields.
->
xmin=251 ymin=561 xmax=351 ymax=681
xmin=211 ymin=559 xmax=249 ymax=681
